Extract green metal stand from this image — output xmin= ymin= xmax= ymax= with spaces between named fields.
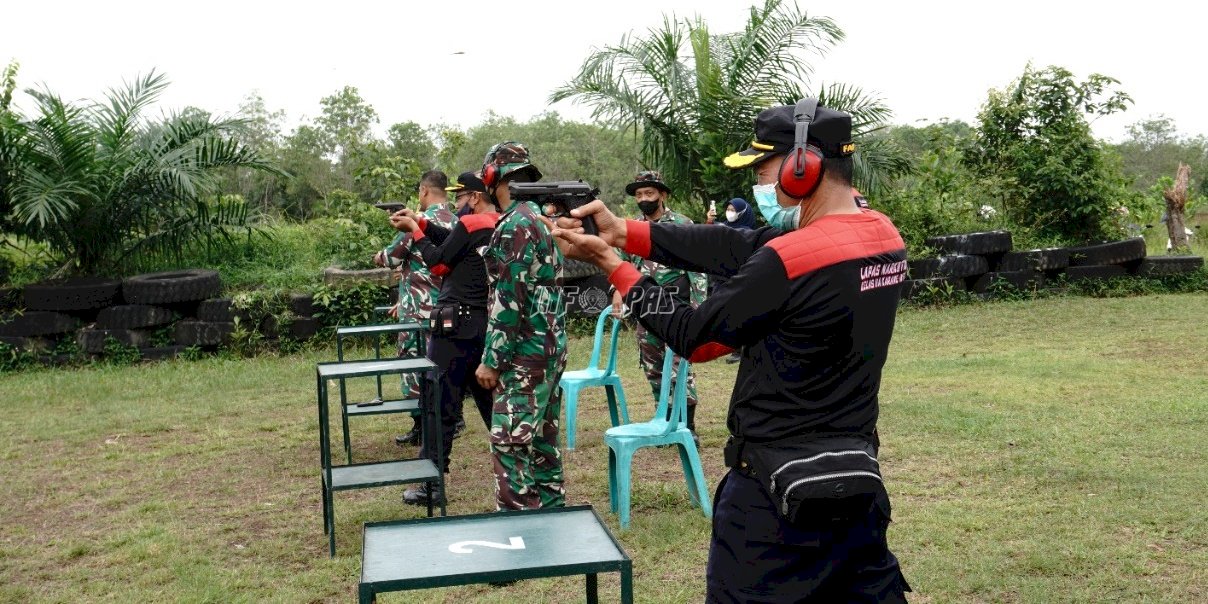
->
xmin=317 ymin=357 xmax=442 ymax=557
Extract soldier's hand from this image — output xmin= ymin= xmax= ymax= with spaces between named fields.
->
xmin=392 ymin=214 xmax=418 ymax=233
xmin=372 ymin=251 xmax=386 ymax=267
xmin=475 ymin=363 xmax=500 ymax=390
xmin=557 ymin=200 xmax=626 ymax=248
xmin=611 ymin=290 xmax=625 ymax=318
xmin=552 ymin=228 xmax=623 ymax=274
xmin=387 ymin=303 xmax=400 ymax=319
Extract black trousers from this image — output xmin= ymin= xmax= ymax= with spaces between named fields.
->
xmin=706 ymin=470 xmax=910 ymax=603
xmin=424 ymin=313 xmax=493 ymax=474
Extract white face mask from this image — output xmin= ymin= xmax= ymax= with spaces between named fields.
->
xmin=725 ymin=210 xmax=738 ymax=222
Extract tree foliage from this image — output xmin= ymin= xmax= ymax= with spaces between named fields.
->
xmin=0 ymin=69 xmax=283 ymax=276
xmin=965 ymin=64 xmax=1135 ymax=243
xmin=447 ymin=111 xmax=640 ymax=208
xmin=552 ymin=0 xmax=909 ymax=210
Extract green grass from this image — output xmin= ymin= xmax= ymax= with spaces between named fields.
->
xmin=1 ymin=294 xmax=1206 ymax=602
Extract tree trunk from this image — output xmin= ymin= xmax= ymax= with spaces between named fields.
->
xmin=1162 ymin=163 xmax=1191 ymax=253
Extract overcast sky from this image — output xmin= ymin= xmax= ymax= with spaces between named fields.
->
xmin=3 ymin=0 xmax=1203 ymax=143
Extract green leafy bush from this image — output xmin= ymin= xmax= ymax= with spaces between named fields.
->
xmin=312 ymin=282 xmax=392 ymax=329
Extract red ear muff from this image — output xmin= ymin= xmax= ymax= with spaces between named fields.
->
xmin=777 ymin=97 xmax=823 ymax=199
xmin=482 ymin=163 xmax=498 ymax=188
xmin=777 ymin=144 xmax=824 ymax=199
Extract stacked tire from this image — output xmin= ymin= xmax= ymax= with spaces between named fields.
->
xmin=902 ymin=228 xmax=1204 ymax=304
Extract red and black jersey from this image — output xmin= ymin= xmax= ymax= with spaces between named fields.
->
xmin=609 ymin=209 xmax=907 ymax=444
xmin=411 ymin=213 xmax=499 ymax=309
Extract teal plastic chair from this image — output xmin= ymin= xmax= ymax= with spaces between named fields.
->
xmin=560 ymin=307 xmax=629 ymax=450
xmin=605 ymin=349 xmax=711 ymax=529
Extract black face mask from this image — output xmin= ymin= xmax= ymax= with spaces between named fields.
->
xmin=638 ymin=200 xmax=661 ymax=216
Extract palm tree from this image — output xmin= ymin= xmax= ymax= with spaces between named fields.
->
xmin=0 ymin=70 xmax=284 ymax=276
xmin=551 ymin=0 xmax=909 ymax=208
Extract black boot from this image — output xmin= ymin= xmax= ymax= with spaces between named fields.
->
xmin=402 ymin=481 xmax=445 ymax=507
xmin=394 ymin=418 xmax=422 ymax=446
xmin=687 ymin=404 xmax=700 ymax=447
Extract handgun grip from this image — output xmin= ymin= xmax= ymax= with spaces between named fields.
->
xmin=580 ymin=215 xmax=598 ymax=236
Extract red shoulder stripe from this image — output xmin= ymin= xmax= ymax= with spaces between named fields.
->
xmin=432 ymin=264 xmax=450 ymax=277
xmin=767 ymin=210 xmax=904 ymax=279
xmin=461 ymin=213 xmax=499 ymax=232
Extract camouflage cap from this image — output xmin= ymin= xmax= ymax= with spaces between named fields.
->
xmin=482 ymin=141 xmax=543 ymax=187
xmin=624 ymin=170 xmax=672 ymax=196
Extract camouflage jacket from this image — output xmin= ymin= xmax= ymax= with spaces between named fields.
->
xmin=482 ymin=200 xmax=567 ymax=369
xmin=618 ymin=208 xmax=707 ymax=307
xmin=384 ymin=204 xmax=458 ymax=315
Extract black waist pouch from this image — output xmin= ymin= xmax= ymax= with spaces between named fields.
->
xmin=429 ymin=305 xmax=459 ymax=337
xmin=744 ymin=434 xmax=885 ymax=525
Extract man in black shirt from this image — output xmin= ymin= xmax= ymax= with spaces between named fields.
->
xmin=553 ymin=101 xmax=911 ymax=602
xmin=391 ymin=172 xmax=499 ymax=507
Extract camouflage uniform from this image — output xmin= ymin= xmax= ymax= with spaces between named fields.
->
xmin=482 ymin=199 xmax=568 ymax=510
xmin=383 ymin=203 xmax=457 ymax=398
xmin=618 ymin=208 xmax=707 ymax=410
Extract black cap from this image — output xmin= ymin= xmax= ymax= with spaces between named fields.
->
xmin=445 ymin=171 xmax=487 ymax=194
xmin=724 ymin=102 xmax=855 ymax=169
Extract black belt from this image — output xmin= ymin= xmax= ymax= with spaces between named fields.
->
xmin=723 ymin=435 xmax=757 ymax=477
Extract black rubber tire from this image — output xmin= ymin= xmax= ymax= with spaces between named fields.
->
xmin=139 ymin=345 xmax=187 ymax=362
xmin=563 ymin=259 xmax=604 ymax=280
xmin=38 ymin=352 xmax=78 ymax=367
xmin=173 ymin=320 xmax=234 ymax=347
xmin=0 ymin=335 xmax=51 ymax=352
xmin=901 ymin=276 xmax=967 ymax=300
xmin=908 ymin=255 xmax=989 ymax=280
xmin=0 ymin=311 xmax=79 ymax=337
xmin=970 ymin=270 xmax=1045 ymax=293
xmin=123 ymin=270 xmax=221 ymax=305
xmin=1064 ymin=265 xmax=1130 ymax=282
xmin=925 ymin=230 xmax=1013 ymax=256
xmin=1135 ymin=255 xmax=1203 ymax=276
xmin=287 ymin=316 xmax=321 ymax=340
xmin=289 ymin=293 xmax=314 ymax=317
xmin=995 ymin=248 xmax=1070 ymax=272
xmin=196 ymin=298 xmax=250 ymax=323
xmin=23 ymin=277 xmax=122 ymax=312
xmin=1066 ymin=238 xmax=1147 ymax=267
xmin=95 ymin=304 xmax=175 ymax=330
xmin=78 ymin=328 xmax=150 ymax=354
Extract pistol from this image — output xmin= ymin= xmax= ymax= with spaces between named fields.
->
xmin=508 ymin=180 xmax=600 ymax=235
xmin=373 ymin=202 xmax=407 ymax=213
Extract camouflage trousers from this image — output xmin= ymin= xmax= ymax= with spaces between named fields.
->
xmin=635 ymin=323 xmax=698 ymax=408
xmin=396 ymin=297 xmax=435 ymax=401
xmin=396 ymin=327 xmax=425 ymax=400
xmin=489 ymin=354 xmax=568 ymax=511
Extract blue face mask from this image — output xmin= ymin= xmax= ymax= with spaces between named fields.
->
xmin=456 ymin=203 xmax=474 ymax=218
xmin=752 ymin=183 xmax=799 ymax=231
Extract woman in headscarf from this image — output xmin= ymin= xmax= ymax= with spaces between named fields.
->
xmin=706 ymin=198 xmax=757 ymax=230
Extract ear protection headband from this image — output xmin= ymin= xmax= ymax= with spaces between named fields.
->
xmin=777 ymin=97 xmax=824 ymax=199
xmin=482 ymin=162 xmax=500 ymax=189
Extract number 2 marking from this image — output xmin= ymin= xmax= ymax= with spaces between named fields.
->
xmin=448 ymin=536 xmax=526 ymax=554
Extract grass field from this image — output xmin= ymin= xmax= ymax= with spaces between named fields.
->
xmin=1 ymin=293 xmax=1205 ymax=603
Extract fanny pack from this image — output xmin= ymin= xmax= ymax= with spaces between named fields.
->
xmin=731 ymin=433 xmax=885 ymax=525
xmin=429 ymin=304 xmax=476 ymax=337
